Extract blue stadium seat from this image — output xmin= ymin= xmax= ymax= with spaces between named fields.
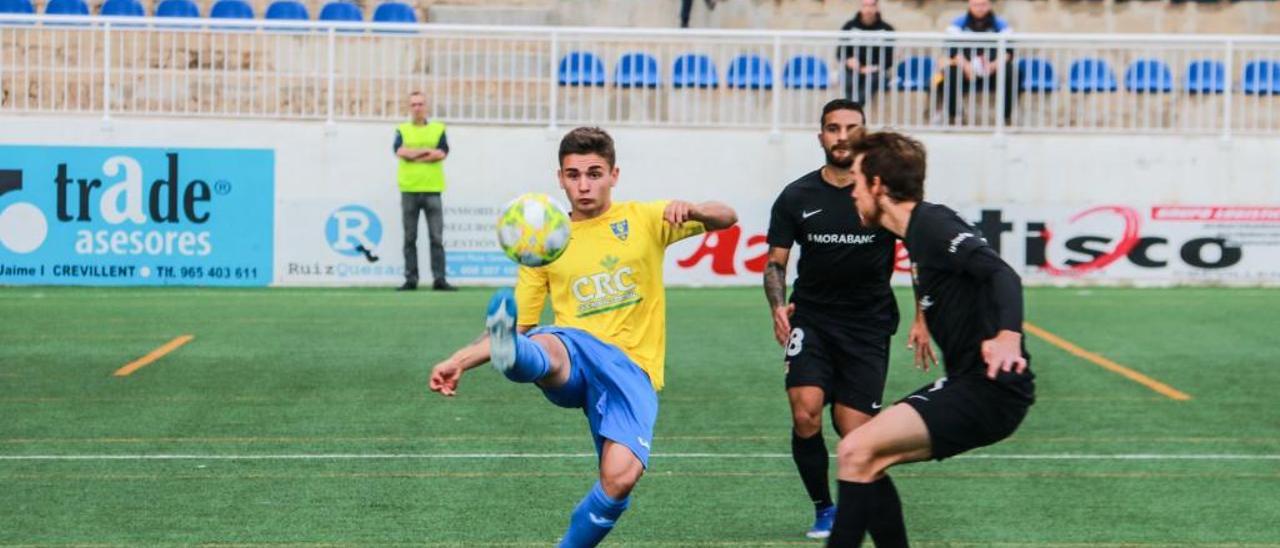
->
xmin=614 ymin=52 xmax=661 ymax=88
xmin=1068 ymin=58 xmax=1118 ymax=93
xmin=1184 ymin=59 xmax=1226 ymax=94
xmin=894 ymin=56 xmax=934 ymax=91
xmin=265 ymin=0 xmax=309 ymax=20
xmin=155 ymin=0 xmax=199 ymax=18
xmin=319 ymin=1 xmax=362 ymax=23
xmin=672 ymin=53 xmax=719 ymax=89
xmin=1242 ymin=60 xmax=1280 ymax=95
xmin=44 ymin=0 xmax=88 ymax=15
xmin=783 ymin=55 xmax=829 ymax=90
xmin=372 ymin=1 xmax=415 ymax=23
xmin=99 ymin=0 xmax=144 ymax=16
xmin=1124 ymin=58 xmax=1174 ymax=93
xmin=0 ymin=0 xmax=33 ymax=14
xmin=1016 ymin=57 xmax=1058 ymax=92
xmin=210 ymin=0 xmax=254 ymax=19
xmin=726 ymin=53 xmax=773 ymax=90
xmin=558 ymin=51 xmax=606 ymax=87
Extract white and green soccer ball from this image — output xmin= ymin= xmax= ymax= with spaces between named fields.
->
xmin=496 ymin=192 xmax=572 ymax=267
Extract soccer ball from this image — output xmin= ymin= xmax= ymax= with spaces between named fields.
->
xmin=496 ymin=192 xmax=572 ymax=267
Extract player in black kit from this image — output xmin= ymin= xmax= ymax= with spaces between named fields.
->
xmin=764 ymin=99 xmax=931 ymax=540
xmin=825 ymin=131 xmax=1035 ymax=547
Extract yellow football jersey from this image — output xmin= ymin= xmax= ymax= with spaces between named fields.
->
xmin=515 ymin=200 xmax=705 ymax=391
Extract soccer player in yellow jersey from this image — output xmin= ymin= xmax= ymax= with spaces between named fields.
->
xmin=428 ymin=127 xmax=737 ymax=547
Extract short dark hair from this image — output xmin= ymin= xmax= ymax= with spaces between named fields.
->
xmin=558 ymin=127 xmax=616 ymax=167
xmin=820 ymin=99 xmax=866 ymax=127
xmin=847 ymin=131 xmax=927 ymax=202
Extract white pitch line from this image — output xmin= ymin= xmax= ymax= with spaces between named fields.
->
xmin=0 ymin=453 xmax=1278 ymax=462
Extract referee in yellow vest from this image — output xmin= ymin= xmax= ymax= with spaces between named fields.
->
xmin=394 ymin=91 xmax=456 ymax=291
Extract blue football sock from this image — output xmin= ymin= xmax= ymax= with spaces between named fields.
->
xmin=501 ymin=333 xmax=551 ymax=383
xmin=558 ymin=481 xmax=630 ymax=548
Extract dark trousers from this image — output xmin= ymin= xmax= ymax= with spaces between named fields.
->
xmin=942 ymin=62 xmax=1015 ymax=121
xmin=401 ymin=192 xmax=445 ymax=285
xmin=680 ymin=0 xmax=711 ymax=27
xmin=843 ymin=70 xmax=884 ymax=104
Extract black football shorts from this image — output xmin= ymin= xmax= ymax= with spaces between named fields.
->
xmin=900 ymin=372 xmax=1035 ymax=460
xmin=783 ymin=306 xmax=892 ymax=416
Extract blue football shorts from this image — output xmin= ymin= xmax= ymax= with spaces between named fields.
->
xmin=527 ymin=326 xmax=659 ymax=468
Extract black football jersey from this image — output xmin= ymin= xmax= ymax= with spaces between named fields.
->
xmin=767 ymin=169 xmax=898 ymax=332
xmin=905 ymin=201 xmax=1034 ymax=386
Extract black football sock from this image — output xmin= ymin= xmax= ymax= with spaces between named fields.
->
xmin=827 ymin=479 xmax=874 ymax=547
xmin=867 ymin=475 xmax=909 ymax=548
xmin=791 ymin=430 xmax=833 ymax=509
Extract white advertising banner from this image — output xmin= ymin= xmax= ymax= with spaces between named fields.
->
xmin=3 ymin=115 xmax=1279 ymax=287
xmin=664 ymin=204 xmax=1280 ymax=287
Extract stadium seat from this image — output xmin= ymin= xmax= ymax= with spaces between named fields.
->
xmin=614 ymin=52 xmax=661 ymax=88
xmin=319 ymin=1 xmax=362 ymax=23
xmin=155 ymin=0 xmax=199 ymax=18
xmin=726 ymin=53 xmax=773 ymax=90
xmin=1068 ymin=58 xmax=1118 ymax=93
xmin=43 ymin=0 xmax=88 ymax=24
xmin=1124 ymin=59 xmax=1174 ymax=93
xmin=99 ymin=0 xmax=144 ymax=16
xmin=372 ymin=1 xmax=415 ymax=23
xmin=265 ymin=0 xmax=309 ymax=21
xmin=210 ymin=0 xmax=254 ymax=19
xmin=1016 ymin=57 xmax=1058 ymax=92
xmin=1184 ymin=59 xmax=1226 ymax=94
xmin=1242 ymin=60 xmax=1280 ymax=95
xmin=44 ymin=0 xmax=88 ymax=15
xmin=558 ymin=51 xmax=606 ymax=87
xmin=0 ymin=0 xmax=33 ymax=13
xmin=894 ymin=56 xmax=934 ymax=91
xmin=782 ymin=55 xmax=830 ymax=90
xmin=671 ymin=53 xmax=719 ymax=89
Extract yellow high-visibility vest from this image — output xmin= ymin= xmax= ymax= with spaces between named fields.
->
xmin=397 ymin=121 xmax=447 ymax=193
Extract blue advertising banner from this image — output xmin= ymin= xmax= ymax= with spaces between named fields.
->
xmin=0 ymin=146 xmax=274 ymax=286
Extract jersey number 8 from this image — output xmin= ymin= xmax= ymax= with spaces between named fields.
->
xmin=786 ymin=328 xmax=805 ymax=358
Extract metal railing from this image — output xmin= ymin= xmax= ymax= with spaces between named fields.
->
xmin=3 ymin=14 xmax=1279 ymax=136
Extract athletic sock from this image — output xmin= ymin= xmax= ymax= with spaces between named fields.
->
xmin=791 ymin=430 xmax=833 ymax=509
xmin=501 ymin=333 xmax=551 ymax=383
xmin=867 ymin=475 xmax=909 ymax=548
xmin=827 ymin=479 xmax=874 ymax=547
xmin=559 ymin=481 xmax=630 ymax=548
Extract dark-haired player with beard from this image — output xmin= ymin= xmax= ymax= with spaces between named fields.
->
xmin=763 ymin=99 xmax=931 ymax=540
xmin=825 ymin=131 xmax=1035 ymax=547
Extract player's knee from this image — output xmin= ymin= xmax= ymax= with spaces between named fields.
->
xmin=530 ymin=334 xmax=569 ymax=369
xmin=836 ymin=434 xmax=883 ymax=481
xmin=791 ymin=408 xmax=822 ymax=437
xmin=600 ymin=464 xmax=643 ymax=499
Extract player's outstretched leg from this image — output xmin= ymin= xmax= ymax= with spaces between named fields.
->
xmin=827 ymin=404 xmax=930 ymax=548
xmin=559 ymin=480 xmax=630 ymax=548
xmin=485 ymin=288 xmax=550 ymax=383
xmin=559 ymin=441 xmax=642 ymax=547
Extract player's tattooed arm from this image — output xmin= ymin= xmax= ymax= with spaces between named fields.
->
xmin=764 ymin=246 xmax=794 ymax=347
xmin=764 ymin=247 xmax=789 ymax=310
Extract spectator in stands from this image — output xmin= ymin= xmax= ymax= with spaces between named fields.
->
xmin=680 ymin=0 xmax=715 ymax=28
xmin=837 ymin=0 xmax=895 ymax=105
xmin=394 ymin=91 xmax=456 ymax=292
xmin=939 ymin=0 xmax=1015 ymax=124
